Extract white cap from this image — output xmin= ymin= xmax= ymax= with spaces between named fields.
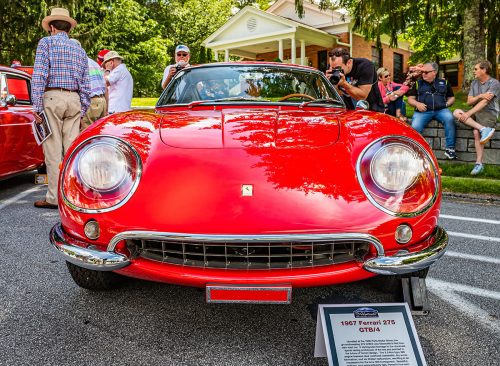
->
xmin=175 ymin=45 xmax=190 ymax=54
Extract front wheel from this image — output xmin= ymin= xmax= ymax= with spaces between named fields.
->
xmin=66 ymin=261 xmax=122 ymax=290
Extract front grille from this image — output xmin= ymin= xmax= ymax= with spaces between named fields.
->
xmin=125 ymin=238 xmax=371 ymax=269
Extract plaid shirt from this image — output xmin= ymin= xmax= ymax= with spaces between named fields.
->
xmin=32 ymin=32 xmax=91 ymax=116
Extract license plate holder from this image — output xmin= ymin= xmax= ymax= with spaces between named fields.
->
xmin=206 ymin=284 xmax=292 ymax=304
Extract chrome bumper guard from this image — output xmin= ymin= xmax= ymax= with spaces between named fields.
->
xmin=50 ymin=223 xmax=130 ymax=271
xmin=363 ymin=226 xmax=448 ymax=275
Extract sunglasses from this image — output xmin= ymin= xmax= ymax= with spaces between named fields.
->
xmin=383 ymin=74 xmax=391 ymax=78
xmin=177 ymin=53 xmax=188 ymax=57
xmin=422 ymin=70 xmax=435 ymax=75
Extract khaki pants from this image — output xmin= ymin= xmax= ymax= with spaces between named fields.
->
xmin=42 ymin=90 xmax=81 ymax=205
xmin=81 ymin=96 xmax=107 ymax=131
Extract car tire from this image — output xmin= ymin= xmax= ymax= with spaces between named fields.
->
xmin=66 ymin=261 xmax=122 ymax=290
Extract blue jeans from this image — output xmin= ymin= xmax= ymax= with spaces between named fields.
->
xmin=411 ymin=108 xmax=456 ymax=148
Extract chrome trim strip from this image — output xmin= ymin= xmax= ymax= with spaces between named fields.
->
xmin=355 ymin=135 xmax=440 ymax=218
xmin=363 ymin=226 xmax=448 ymax=275
xmin=50 ymin=223 xmax=130 ymax=271
xmin=61 ymin=135 xmax=143 ymax=214
xmin=108 ymin=231 xmax=384 ymax=256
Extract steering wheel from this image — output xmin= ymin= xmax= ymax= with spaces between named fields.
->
xmin=278 ymin=93 xmax=315 ymax=101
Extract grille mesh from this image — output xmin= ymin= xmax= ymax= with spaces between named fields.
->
xmin=126 ymin=238 xmax=371 ymax=269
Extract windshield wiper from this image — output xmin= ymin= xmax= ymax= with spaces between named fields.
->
xmin=186 ymin=97 xmax=264 ymax=108
xmin=299 ymin=98 xmax=344 ymax=108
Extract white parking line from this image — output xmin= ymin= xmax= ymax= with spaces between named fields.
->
xmin=0 ymin=186 xmax=43 ymax=210
xmin=445 ymin=251 xmax=500 ymax=265
xmin=427 ymin=278 xmax=500 ymax=335
xmin=447 ymin=231 xmax=500 ymax=243
xmin=440 ymin=214 xmax=500 ymax=225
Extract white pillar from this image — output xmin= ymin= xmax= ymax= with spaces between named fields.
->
xmin=214 ymin=50 xmax=218 ymax=62
xmin=278 ymin=39 xmax=283 ymax=61
xmin=300 ymin=40 xmax=305 ymax=65
xmin=225 ymin=49 xmax=229 ymax=62
xmin=291 ymin=38 xmax=296 ymax=64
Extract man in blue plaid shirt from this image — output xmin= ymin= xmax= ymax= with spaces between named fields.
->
xmin=31 ymin=8 xmax=91 ymax=209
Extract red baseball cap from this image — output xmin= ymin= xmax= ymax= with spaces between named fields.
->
xmin=97 ymin=49 xmax=110 ymax=66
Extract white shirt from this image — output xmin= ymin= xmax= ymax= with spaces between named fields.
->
xmin=108 ymin=63 xmax=133 ymax=113
xmin=162 ymin=63 xmax=190 ymax=88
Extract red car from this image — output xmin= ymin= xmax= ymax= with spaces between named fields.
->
xmin=50 ymin=63 xmax=447 ymax=304
xmin=0 ymin=66 xmax=44 ymax=180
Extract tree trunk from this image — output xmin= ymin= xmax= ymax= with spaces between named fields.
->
xmin=486 ymin=13 xmax=498 ymax=79
xmin=461 ymin=2 xmax=485 ymax=92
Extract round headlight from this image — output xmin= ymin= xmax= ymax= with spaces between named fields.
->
xmin=78 ymin=142 xmax=128 ymax=191
xmin=371 ymin=144 xmax=425 ymax=193
xmin=357 ymin=137 xmax=439 ymax=216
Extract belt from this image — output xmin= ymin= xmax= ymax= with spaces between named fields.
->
xmin=91 ymin=94 xmax=105 ymax=98
xmin=45 ymin=87 xmax=76 ymax=92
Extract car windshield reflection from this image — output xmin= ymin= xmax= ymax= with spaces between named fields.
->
xmin=157 ymin=64 xmax=344 ymax=107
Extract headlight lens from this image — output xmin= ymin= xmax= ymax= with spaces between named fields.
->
xmin=62 ymin=136 xmax=142 ymax=212
xmin=357 ymin=137 xmax=439 ymax=216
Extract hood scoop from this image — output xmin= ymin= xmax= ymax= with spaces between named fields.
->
xmin=160 ymin=108 xmax=340 ymax=148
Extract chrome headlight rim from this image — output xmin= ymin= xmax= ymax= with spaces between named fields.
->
xmin=356 ymin=135 xmax=439 ymax=217
xmin=61 ymin=135 xmax=143 ymax=214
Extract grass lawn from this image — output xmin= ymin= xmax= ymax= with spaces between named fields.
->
xmin=132 ymin=97 xmax=157 ymax=107
xmin=439 ymin=162 xmax=500 ymax=196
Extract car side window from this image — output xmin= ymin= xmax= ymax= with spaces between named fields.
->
xmin=5 ymin=74 xmax=31 ymax=105
xmin=0 ymin=74 xmax=6 ymax=99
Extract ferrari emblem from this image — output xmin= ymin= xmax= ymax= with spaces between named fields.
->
xmin=241 ymin=184 xmax=253 ymax=197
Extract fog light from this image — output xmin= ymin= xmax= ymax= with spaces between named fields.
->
xmin=395 ymin=224 xmax=412 ymax=244
xmin=84 ymin=220 xmax=100 ymax=240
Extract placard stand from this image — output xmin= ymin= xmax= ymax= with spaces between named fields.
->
xmin=315 ymin=303 xmax=427 ymax=366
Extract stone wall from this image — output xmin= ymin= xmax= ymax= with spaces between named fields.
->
xmin=420 ymin=120 xmax=500 ymax=165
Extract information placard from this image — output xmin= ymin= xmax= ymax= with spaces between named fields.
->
xmin=315 ymin=303 xmax=426 ymax=366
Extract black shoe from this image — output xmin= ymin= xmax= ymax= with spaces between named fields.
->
xmin=444 ymin=148 xmax=457 ymax=160
xmin=34 ymin=200 xmax=58 ymax=209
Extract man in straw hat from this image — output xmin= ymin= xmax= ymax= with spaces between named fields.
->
xmin=31 ymin=7 xmax=91 ymax=209
xmin=102 ymin=51 xmax=133 ymax=113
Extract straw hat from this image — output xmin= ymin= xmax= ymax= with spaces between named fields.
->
xmin=102 ymin=51 xmax=124 ymax=66
xmin=42 ymin=8 xmax=77 ymax=32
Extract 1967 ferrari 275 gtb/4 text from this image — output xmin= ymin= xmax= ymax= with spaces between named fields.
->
xmin=50 ymin=62 xmax=447 ymax=304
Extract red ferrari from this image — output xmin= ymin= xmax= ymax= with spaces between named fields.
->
xmin=0 ymin=66 xmax=44 ymax=180
xmin=50 ymin=62 xmax=447 ymax=304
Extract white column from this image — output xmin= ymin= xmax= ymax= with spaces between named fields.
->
xmin=214 ymin=50 xmax=218 ymax=62
xmin=224 ymin=49 xmax=229 ymax=62
xmin=300 ymin=40 xmax=305 ymax=65
xmin=278 ymin=39 xmax=284 ymax=61
xmin=291 ymin=38 xmax=296 ymax=64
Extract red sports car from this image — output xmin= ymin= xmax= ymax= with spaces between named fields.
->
xmin=0 ymin=66 xmax=44 ymax=180
xmin=50 ymin=62 xmax=447 ymax=304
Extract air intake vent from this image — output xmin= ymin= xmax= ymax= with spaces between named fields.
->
xmin=247 ymin=17 xmax=257 ymax=32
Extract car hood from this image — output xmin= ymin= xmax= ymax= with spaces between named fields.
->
xmin=159 ymin=108 xmax=340 ymax=148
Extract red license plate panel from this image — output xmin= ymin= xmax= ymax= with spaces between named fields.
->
xmin=206 ymin=284 xmax=292 ymax=304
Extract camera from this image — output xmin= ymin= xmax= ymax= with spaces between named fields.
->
xmin=329 ymin=66 xmax=343 ymax=85
xmin=175 ymin=64 xmax=185 ymax=72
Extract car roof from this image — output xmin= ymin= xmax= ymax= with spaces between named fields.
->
xmin=0 ymin=65 xmax=31 ymax=78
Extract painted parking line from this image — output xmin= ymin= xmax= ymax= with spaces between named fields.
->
xmin=440 ymin=214 xmax=500 ymax=225
xmin=445 ymin=251 xmax=500 ymax=265
xmin=427 ymin=278 xmax=500 ymax=336
xmin=0 ymin=186 xmax=43 ymax=211
xmin=447 ymin=231 xmax=500 ymax=243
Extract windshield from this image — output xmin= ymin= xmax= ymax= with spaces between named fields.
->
xmin=157 ymin=64 xmax=343 ymax=107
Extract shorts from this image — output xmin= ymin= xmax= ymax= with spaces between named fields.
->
xmin=473 ymin=110 xmax=498 ymax=128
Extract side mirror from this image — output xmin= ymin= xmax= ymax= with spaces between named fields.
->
xmin=356 ymin=100 xmax=369 ymax=110
xmin=5 ymin=94 xmax=17 ymax=106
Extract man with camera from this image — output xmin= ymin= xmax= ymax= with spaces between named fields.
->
xmin=161 ymin=45 xmax=191 ymax=89
xmin=326 ymin=47 xmax=385 ymax=112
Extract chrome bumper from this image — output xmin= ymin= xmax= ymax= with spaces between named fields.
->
xmin=50 ymin=223 xmax=130 ymax=271
xmin=363 ymin=226 xmax=448 ymax=275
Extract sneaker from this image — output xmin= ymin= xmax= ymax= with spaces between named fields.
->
xmin=444 ymin=148 xmax=457 ymax=160
xmin=479 ymin=127 xmax=495 ymax=145
xmin=470 ymin=163 xmax=484 ymax=175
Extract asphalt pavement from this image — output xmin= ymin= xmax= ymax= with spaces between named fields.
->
xmin=0 ymin=172 xmax=498 ymax=366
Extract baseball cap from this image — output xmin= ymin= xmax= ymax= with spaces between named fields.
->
xmin=97 ymin=49 xmax=110 ymax=66
xmin=175 ymin=45 xmax=190 ymax=54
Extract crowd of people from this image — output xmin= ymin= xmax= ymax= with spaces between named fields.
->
xmin=326 ymin=47 xmax=498 ymax=170
xmin=29 ymin=7 xmax=498 ymax=209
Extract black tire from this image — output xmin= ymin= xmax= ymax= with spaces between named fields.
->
xmin=371 ymin=267 xmax=430 ymax=298
xmin=66 ymin=261 xmax=122 ymax=290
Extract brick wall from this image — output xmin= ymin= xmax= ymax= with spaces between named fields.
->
xmin=419 ymin=119 xmax=500 ymax=165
